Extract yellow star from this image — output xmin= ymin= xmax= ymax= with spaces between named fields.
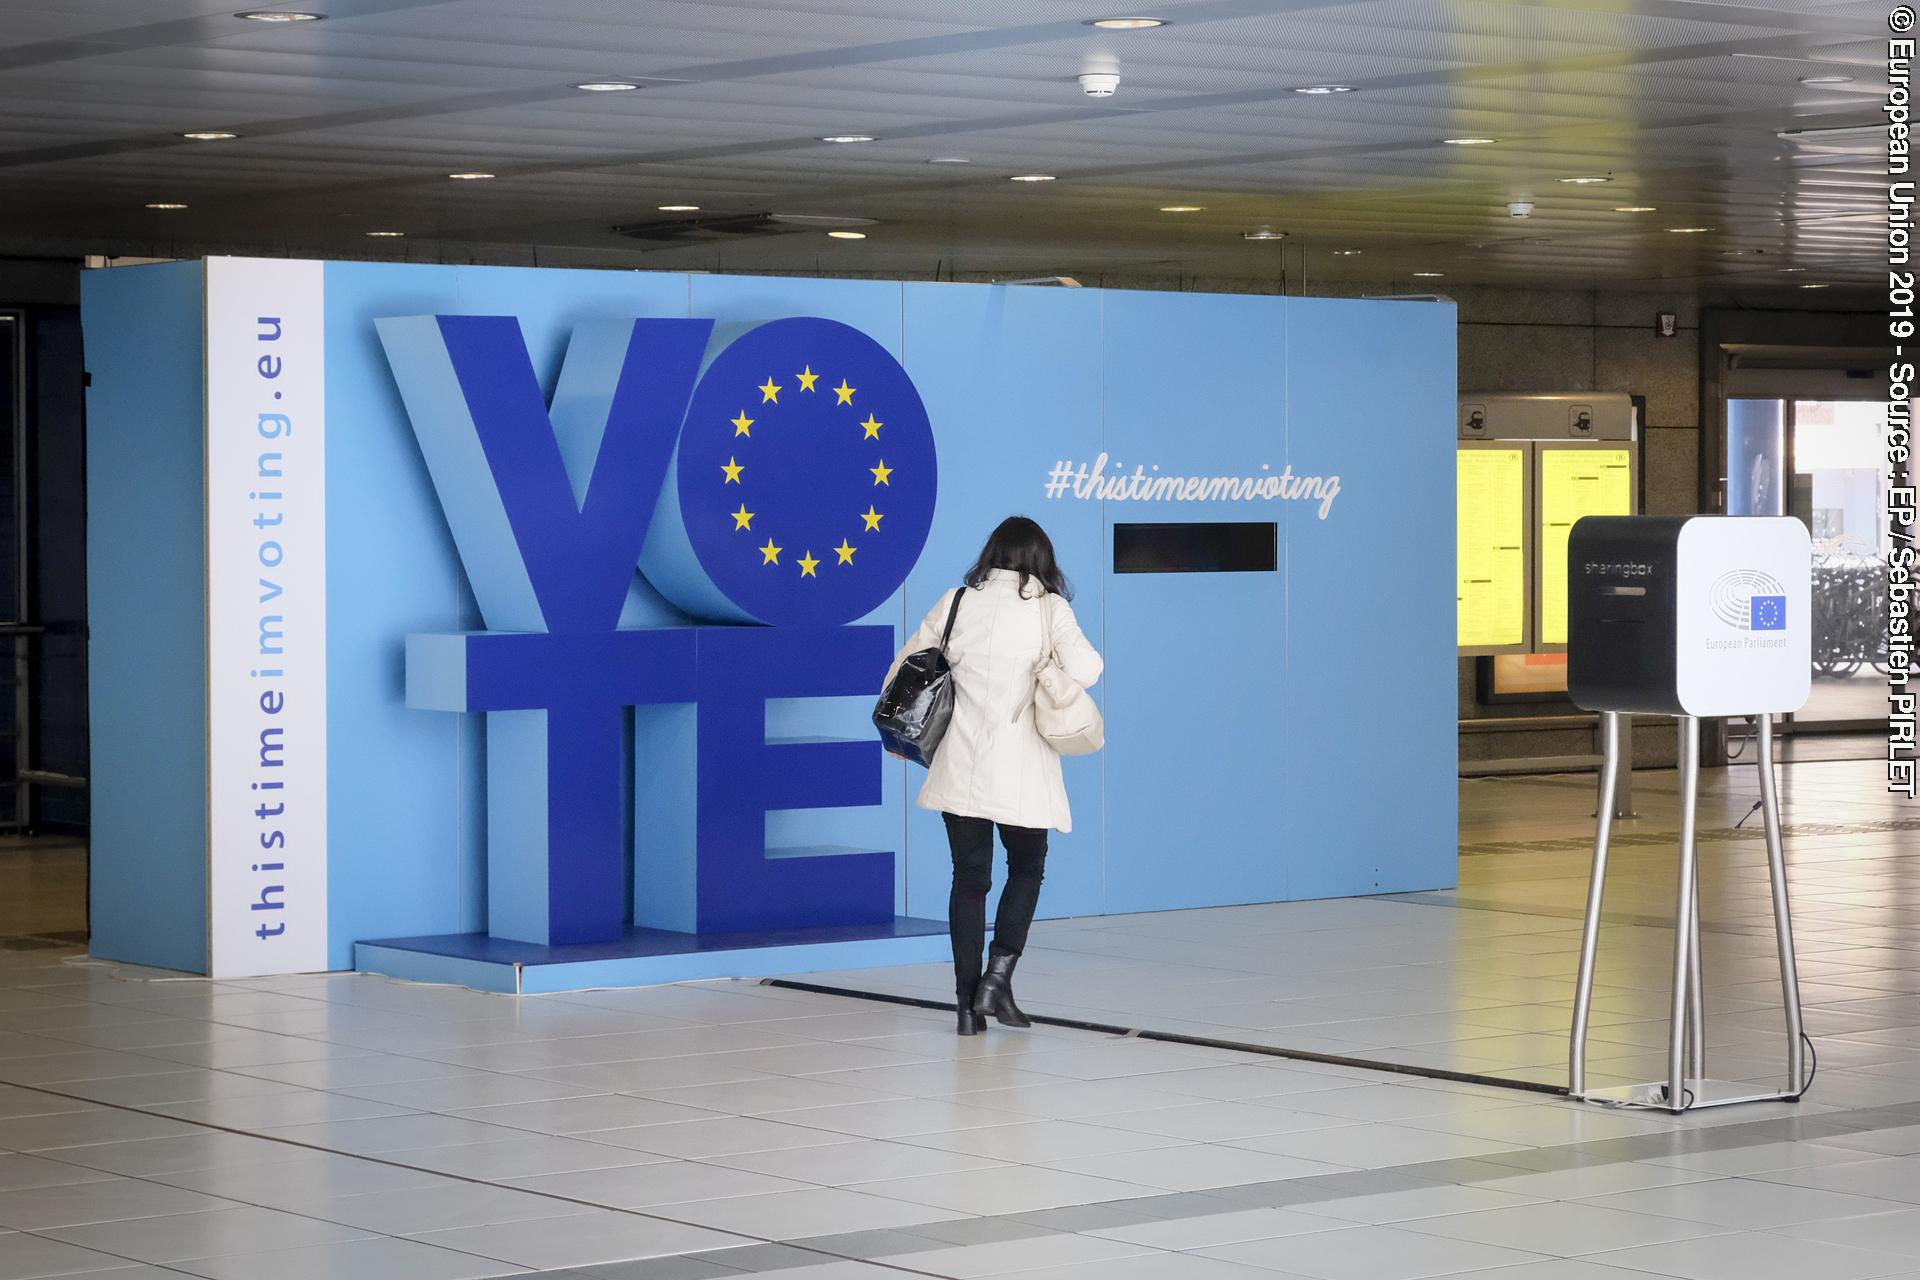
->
xmin=731 ymin=410 xmax=754 ymax=437
xmin=869 ymin=459 xmax=893 ymax=486
xmin=759 ymin=538 xmax=782 ymax=565
xmin=721 ymin=456 xmax=745 ymax=484
xmin=796 ymin=366 xmax=820 ymax=392
xmin=834 ymin=539 xmax=856 ymax=565
xmin=731 ymin=504 xmax=754 ymax=531
xmin=833 ymin=379 xmax=855 ymax=406
xmin=758 ymin=377 xmax=781 ymax=404
xmin=861 ymin=506 xmax=883 ymax=532
xmin=797 ymin=551 xmax=820 ymax=578
xmin=859 ymin=413 xmax=882 ymax=439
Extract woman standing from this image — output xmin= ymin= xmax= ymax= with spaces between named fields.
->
xmin=885 ymin=517 xmax=1103 ymax=1035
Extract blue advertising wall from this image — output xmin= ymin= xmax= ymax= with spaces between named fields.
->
xmin=84 ymin=260 xmax=1457 ymax=979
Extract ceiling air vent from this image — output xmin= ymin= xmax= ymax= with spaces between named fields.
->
xmin=612 ymin=212 xmax=875 ymax=243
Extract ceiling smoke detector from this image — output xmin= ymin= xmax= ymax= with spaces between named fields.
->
xmin=1079 ymin=71 xmax=1120 ymax=97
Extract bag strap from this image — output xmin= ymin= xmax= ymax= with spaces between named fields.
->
xmin=1012 ymin=595 xmax=1058 ymax=725
xmin=936 ymin=587 xmax=964 ymax=655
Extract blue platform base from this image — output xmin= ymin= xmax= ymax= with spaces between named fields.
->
xmin=354 ymin=916 xmax=951 ymax=994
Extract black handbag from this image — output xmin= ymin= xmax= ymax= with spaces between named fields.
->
xmin=873 ymin=589 xmax=964 ymax=766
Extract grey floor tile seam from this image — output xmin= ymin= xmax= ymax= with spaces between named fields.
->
xmin=1461 ymin=815 xmax=1920 ymax=858
xmin=0 ymin=1072 xmax=972 ymax=1280
xmin=1384 ymin=890 xmax=1791 ymax=935
xmin=502 ymin=1098 xmax=1920 ymax=1277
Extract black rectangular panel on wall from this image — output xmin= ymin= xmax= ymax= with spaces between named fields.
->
xmin=1113 ymin=522 xmax=1278 ymax=574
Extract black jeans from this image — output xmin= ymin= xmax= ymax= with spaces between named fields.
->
xmin=943 ymin=812 xmax=1048 ymax=1004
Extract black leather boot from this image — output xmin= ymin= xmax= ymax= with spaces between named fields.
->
xmin=970 ymin=951 xmax=1031 ymax=1028
xmin=956 ymin=1005 xmax=986 ymax=1036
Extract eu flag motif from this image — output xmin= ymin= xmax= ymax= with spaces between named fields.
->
xmin=1749 ymin=595 xmax=1786 ymax=631
xmin=668 ymin=317 xmax=937 ymax=627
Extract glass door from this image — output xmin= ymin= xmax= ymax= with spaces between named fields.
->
xmin=1794 ymin=399 xmax=1891 ymax=728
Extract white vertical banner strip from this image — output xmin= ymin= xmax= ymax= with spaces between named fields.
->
xmin=205 ymin=258 xmax=329 ymax=977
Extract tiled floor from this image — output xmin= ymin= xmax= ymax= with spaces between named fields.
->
xmin=0 ymin=757 xmax=1917 ymax=1280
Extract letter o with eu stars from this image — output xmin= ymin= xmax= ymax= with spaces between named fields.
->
xmin=656 ymin=317 xmax=936 ymax=627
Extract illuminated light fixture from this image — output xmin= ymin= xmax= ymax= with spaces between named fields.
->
xmin=235 ymin=9 xmax=324 ymax=19
xmin=182 ymin=131 xmax=238 ymax=140
xmin=1159 ymin=204 xmax=1204 ymax=212
xmin=1010 ymin=173 xmax=1056 ymax=182
xmin=1614 ymin=205 xmax=1657 ymax=212
xmin=365 ymin=230 xmax=406 ymax=237
xmin=1559 ymin=175 xmax=1612 ymax=184
xmin=447 ymin=171 xmax=494 ymax=180
xmin=1242 ymin=227 xmax=1285 ymax=240
xmin=657 ymin=204 xmax=699 ymax=212
xmin=574 ymin=81 xmax=638 ymax=92
xmin=1332 ymin=248 xmax=1362 ymax=256
xmin=1781 ymin=267 xmax=1806 ymax=272
xmin=1799 ymin=74 xmax=1854 ymax=85
xmin=819 ymin=134 xmax=875 ymax=143
xmin=1443 ymin=136 xmax=1497 ymax=145
xmin=144 ymin=202 xmax=188 ymax=210
xmin=1667 ymin=226 xmax=1712 ymax=233
xmin=1798 ymin=282 xmax=1829 ymax=289
xmin=1086 ymin=16 xmax=1166 ymax=28
xmin=1293 ymin=84 xmax=1353 ymax=95
xmin=1413 ymin=271 xmax=1445 ymax=278
xmin=827 ymin=230 xmax=867 ymax=240
xmin=927 ymin=156 xmax=970 ymax=164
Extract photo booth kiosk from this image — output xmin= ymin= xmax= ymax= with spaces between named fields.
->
xmin=1566 ymin=515 xmax=1812 ymax=1111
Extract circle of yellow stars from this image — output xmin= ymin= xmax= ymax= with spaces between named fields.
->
xmin=721 ymin=362 xmax=893 ymax=579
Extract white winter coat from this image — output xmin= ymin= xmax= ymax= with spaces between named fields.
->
xmin=885 ymin=569 xmax=1104 ymax=833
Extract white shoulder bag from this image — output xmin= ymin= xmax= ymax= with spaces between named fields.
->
xmin=1017 ymin=597 xmax=1105 ymax=756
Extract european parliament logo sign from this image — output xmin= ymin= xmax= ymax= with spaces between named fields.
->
xmin=378 ymin=315 xmax=936 ymax=947
xmin=1709 ymin=568 xmax=1788 ymax=632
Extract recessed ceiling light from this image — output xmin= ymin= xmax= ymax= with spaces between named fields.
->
xmin=1667 ymin=226 xmax=1713 ymax=233
xmin=1293 ymin=85 xmax=1354 ymax=95
xmin=366 ymin=230 xmax=405 ymax=237
xmin=1010 ymin=174 xmax=1056 ymax=182
xmin=235 ymin=9 xmax=324 ymax=19
xmin=574 ymin=81 xmax=638 ymax=92
xmin=1413 ymin=271 xmax=1445 ymax=278
xmin=658 ymin=204 xmax=699 ymax=212
xmin=927 ymin=156 xmax=971 ymax=164
xmin=1614 ymin=205 xmax=1657 ymax=212
xmin=827 ymin=230 xmax=867 ymax=240
xmin=819 ymin=134 xmax=875 ymax=144
xmin=1332 ymin=248 xmax=1362 ymax=256
xmin=1559 ymin=175 xmax=1612 ymax=184
xmin=1799 ymin=74 xmax=1855 ymax=85
xmin=182 ymin=131 xmax=238 ymax=140
xmin=1242 ymin=227 xmax=1285 ymax=241
xmin=1086 ymin=16 xmax=1166 ymax=28
xmin=1798 ymin=282 xmax=1829 ymax=289
xmin=447 ymin=172 xmax=494 ymax=180
xmin=1443 ymin=137 xmax=1498 ymax=145
xmin=1159 ymin=204 xmax=1204 ymax=212
xmin=144 ymin=202 xmax=188 ymax=210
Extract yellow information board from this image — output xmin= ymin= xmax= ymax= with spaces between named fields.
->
xmin=1538 ymin=446 xmax=1634 ymax=646
xmin=1457 ymin=447 xmax=1527 ymax=650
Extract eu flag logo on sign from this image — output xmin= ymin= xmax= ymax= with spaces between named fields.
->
xmin=1750 ymin=595 xmax=1786 ymax=631
xmin=664 ymin=317 xmax=936 ymax=627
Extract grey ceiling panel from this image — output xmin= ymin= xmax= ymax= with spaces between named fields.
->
xmin=0 ymin=0 xmax=1887 ymax=289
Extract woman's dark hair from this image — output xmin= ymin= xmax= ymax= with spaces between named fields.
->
xmin=964 ymin=516 xmax=1072 ymax=601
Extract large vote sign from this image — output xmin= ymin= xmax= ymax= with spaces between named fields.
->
xmin=83 ymin=258 xmax=1457 ymax=985
xmin=378 ymin=315 xmax=936 ymax=946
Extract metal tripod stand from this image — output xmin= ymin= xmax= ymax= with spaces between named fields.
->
xmin=1568 ymin=711 xmax=1808 ymax=1112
